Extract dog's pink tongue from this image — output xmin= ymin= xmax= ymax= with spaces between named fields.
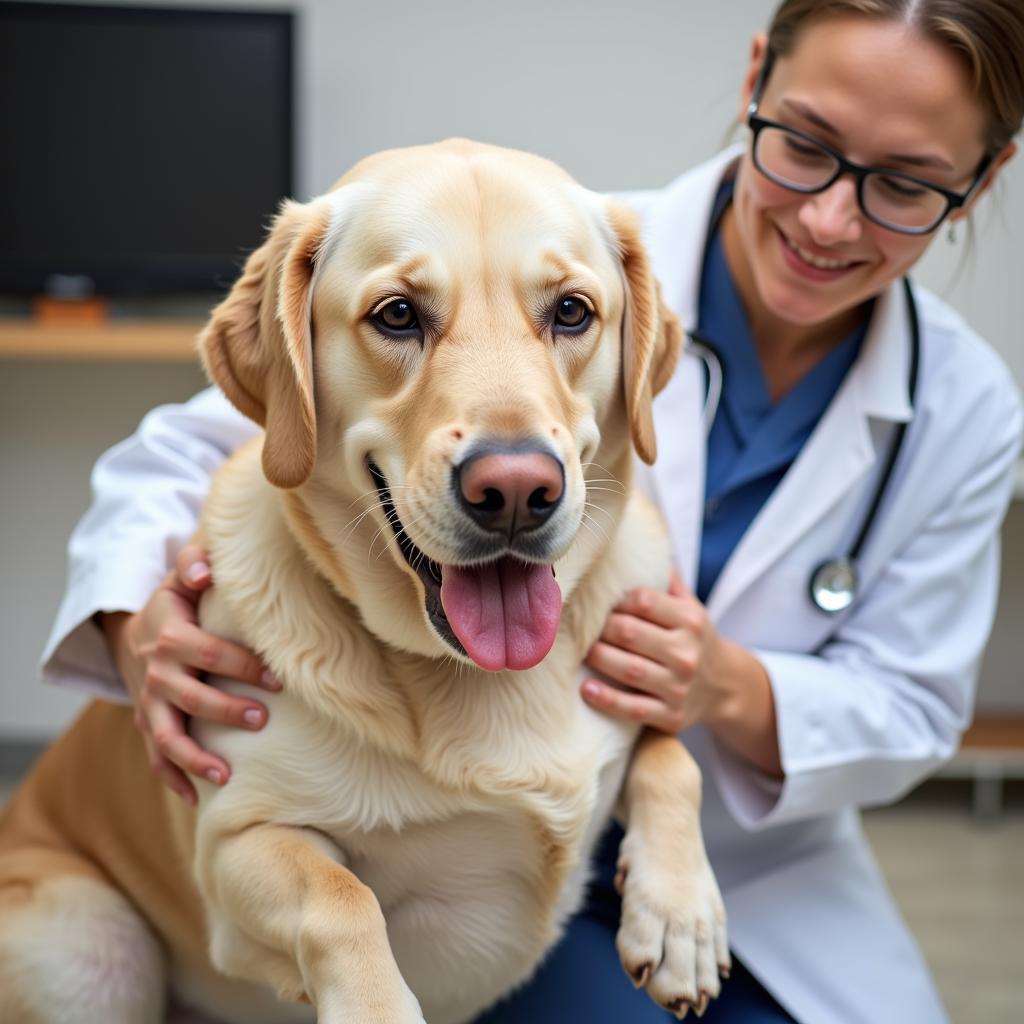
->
xmin=440 ymin=558 xmax=561 ymax=671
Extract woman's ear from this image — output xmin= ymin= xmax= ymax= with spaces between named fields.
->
xmin=740 ymin=32 xmax=769 ymax=116
xmin=199 ymin=197 xmax=334 ymax=489
xmin=606 ymin=200 xmax=683 ymax=465
xmin=949 ymin=141 xmax=1018 ymax=221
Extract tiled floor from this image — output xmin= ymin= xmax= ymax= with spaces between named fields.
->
xmin=1 ymin=776 xmax=1019 ymax=1023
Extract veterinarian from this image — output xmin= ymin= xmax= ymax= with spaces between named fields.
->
xmin=40 ymin=1 xmax=1023 ymax=1021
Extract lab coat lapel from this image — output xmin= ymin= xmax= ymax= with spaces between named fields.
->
xmin=649 ymin=355 xmax=707 ymax=588
xmin=627 ymin=147 xmax=914 ymax=618
xmin=706 ymin=280 xmax=914 ymax=621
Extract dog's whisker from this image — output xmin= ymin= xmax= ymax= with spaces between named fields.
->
xmin=344 ymin=487 xmax=388 ymax=512
xmin=582 ymin=483 xmax=627 ymax=495
xmin=583 ymin=500 xmax=616 ymax=524
xmin=346 ymin=481 xmax=421 ymax=520
xmin=581 ymin=460 xmax=620 ymax=473
xmin=579 ymin=510 xmax=611 ymax=546
xmin=341 ymin=499 xmax=395 ymax=542
xmin=343 ymin=483 xmax=423 ymax=523
xmin=581 ymin=505 xmax=611 ymax=535
xmin=581 ymin=479 xmax=626 ymax=491
xmin=576 ymin=520 xmax=604 ymax=548
xmin=581 ymin=461 xmax=624 ymax=484
xmin=369 ymin=509 xmax=433 ymax=565
xmin=368 ymin=506 xmax=415 ymax=562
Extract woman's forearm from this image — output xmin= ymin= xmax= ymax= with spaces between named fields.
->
xmin=707 ymin=640 xmax=783 ymax=779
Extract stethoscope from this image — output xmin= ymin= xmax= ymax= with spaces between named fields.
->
xmin=688 ymin=208 xmax=921 ymax=614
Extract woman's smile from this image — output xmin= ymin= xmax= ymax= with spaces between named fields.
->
xmin=774 ymin=223 xmax=864 ymax=281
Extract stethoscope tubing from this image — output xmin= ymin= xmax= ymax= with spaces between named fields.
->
xmin=846 ymin=278 xmax=920 ymax=564
xmin=689 ymin=277 xmax=921 ymax=614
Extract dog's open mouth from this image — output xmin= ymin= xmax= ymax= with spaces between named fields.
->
xmin=368 ymin=462 xmax=561 ymax=672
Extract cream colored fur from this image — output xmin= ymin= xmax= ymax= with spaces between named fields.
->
xmin=0 ymin=139 xmax=727 ymax=1024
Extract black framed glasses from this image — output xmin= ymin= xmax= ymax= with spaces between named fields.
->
xmin=746 ymin=54 xmax=992 ymax=235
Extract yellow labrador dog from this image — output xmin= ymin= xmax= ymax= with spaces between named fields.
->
xmin=0 ymin=139 xmax=728 ymax=1024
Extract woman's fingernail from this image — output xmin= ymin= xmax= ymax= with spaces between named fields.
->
xmin=205 ymin=768 xmax=223 ymax=784
xmin=243 ymin=708 xmax=264 ymax=728
xmin=260 ymin=670 xmax=281 ymax=690
xmin=186 ymin=561 xmax=211 ymax=585
xmin=582 ymin=681 xmax=602 ymax=699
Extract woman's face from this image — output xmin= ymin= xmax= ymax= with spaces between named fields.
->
xmin=730 ymin=15 xmax=1009 ymax=331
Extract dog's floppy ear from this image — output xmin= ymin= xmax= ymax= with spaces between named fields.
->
xmin=606 ymin=201 xmax=682 ymax=465
xmin=199 ymin=198 xmax=333 ymax=489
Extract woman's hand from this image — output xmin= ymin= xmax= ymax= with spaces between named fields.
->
xmin=582 ymin=570 xmax=782 ymax=776
xmin=99 ymin=543 xmax=280 ymax=803
xmin=582 ymin=570 xmax=734 ymax=733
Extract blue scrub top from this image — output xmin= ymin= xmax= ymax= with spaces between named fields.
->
xmin=695 ymin=187 xmax=871 ymax=603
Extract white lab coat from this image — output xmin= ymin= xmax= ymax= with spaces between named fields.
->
xmin=42 ymin=148 xmax=1023 ymax=1023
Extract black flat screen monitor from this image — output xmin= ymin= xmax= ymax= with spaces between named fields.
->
xmin=0 ymin=2 xmax=295 ymax=297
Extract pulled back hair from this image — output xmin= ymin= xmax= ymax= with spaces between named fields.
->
xmin=766 ymin=0 xmax=1024 ymax=153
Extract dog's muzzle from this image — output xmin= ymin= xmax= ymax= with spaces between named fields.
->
xmin=368 ymin=458 xmax=563 ymax=672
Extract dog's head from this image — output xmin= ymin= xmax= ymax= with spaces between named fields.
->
xmin=200 ymin=139 xmax=680 ymax=672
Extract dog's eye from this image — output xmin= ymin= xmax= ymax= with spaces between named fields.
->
xmin=553 ymin=296 xmax=592 ymax=332
xmin=372 ymin=299 xmax=420 ymax=335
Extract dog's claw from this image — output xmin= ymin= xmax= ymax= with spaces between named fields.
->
xmin=664 ymin=996 xmax=691 ymax=1019
xmin=630 ymin=962 xmax=652 ymax=988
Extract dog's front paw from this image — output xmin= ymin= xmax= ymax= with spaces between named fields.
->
xmin=614 ymin=833 xmax=730 ymax=1019
xmin=317 ymin=975 xmax=426 ymax=1024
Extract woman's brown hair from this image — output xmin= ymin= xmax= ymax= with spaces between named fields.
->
xmin=765 ymin=0 xmax=1024 ymax=153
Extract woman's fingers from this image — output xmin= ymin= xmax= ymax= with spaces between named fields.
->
xmin=599 ymin=613 xmax=697 ymax=681
xmin=614 ymin=585 xmax=694 ymax=630
xmin=114 ymin=549 xmax=279 ymax=798
xmin=152 ymin=755 xmax=197 ymax=805
xmin=175 ymin=543 xmax=212 ymax=591
xmin=147 ymin=661 xmax=267 ymax=731
xmin=142 ymin=699 xmax=230 ymax=800
xmin=580 ymin=676 xmax=682 ymax=733
xmin=161 ymin=620 xmax=279 ymax=692
xmin=585 ymin=634 xmax=679 ymax=700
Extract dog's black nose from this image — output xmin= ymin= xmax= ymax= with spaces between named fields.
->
xmin=456 ymin=447 xmax=564 ymax=536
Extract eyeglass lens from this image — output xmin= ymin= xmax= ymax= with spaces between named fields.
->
xmin=755 ymin=127 xmax=949 ymax=231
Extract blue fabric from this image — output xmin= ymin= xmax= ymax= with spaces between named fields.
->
xmin=473 ymin=825 xmax=796 ymax=1023
xmin=695 ymin=185 xmax=870 ymax=602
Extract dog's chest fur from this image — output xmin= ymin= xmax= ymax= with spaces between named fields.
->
xmin=190 ymin=446 xmax=669 ymax=1021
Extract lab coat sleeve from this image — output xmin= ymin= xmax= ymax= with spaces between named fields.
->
xmin=712 ymin=386 xmax=1023 ymax=830
xmin=40 ymin=386 xmax=259 ymax=701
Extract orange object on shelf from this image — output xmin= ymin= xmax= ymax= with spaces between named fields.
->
xmin=32 ymin=295 xmax=111 ymax=326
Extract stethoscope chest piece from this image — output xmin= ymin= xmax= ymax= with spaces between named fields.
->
xmin=809 ymin=558 xmax=859 ymax=614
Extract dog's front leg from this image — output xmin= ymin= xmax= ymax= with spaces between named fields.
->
xmin=615 ymin=730 xmax=730 ymax=1019
xmin=197 ymin=822 xmax=425 ymax=1023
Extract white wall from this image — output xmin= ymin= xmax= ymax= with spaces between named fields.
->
xmin=2 ymin=0 xmax=1022 ymax=738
